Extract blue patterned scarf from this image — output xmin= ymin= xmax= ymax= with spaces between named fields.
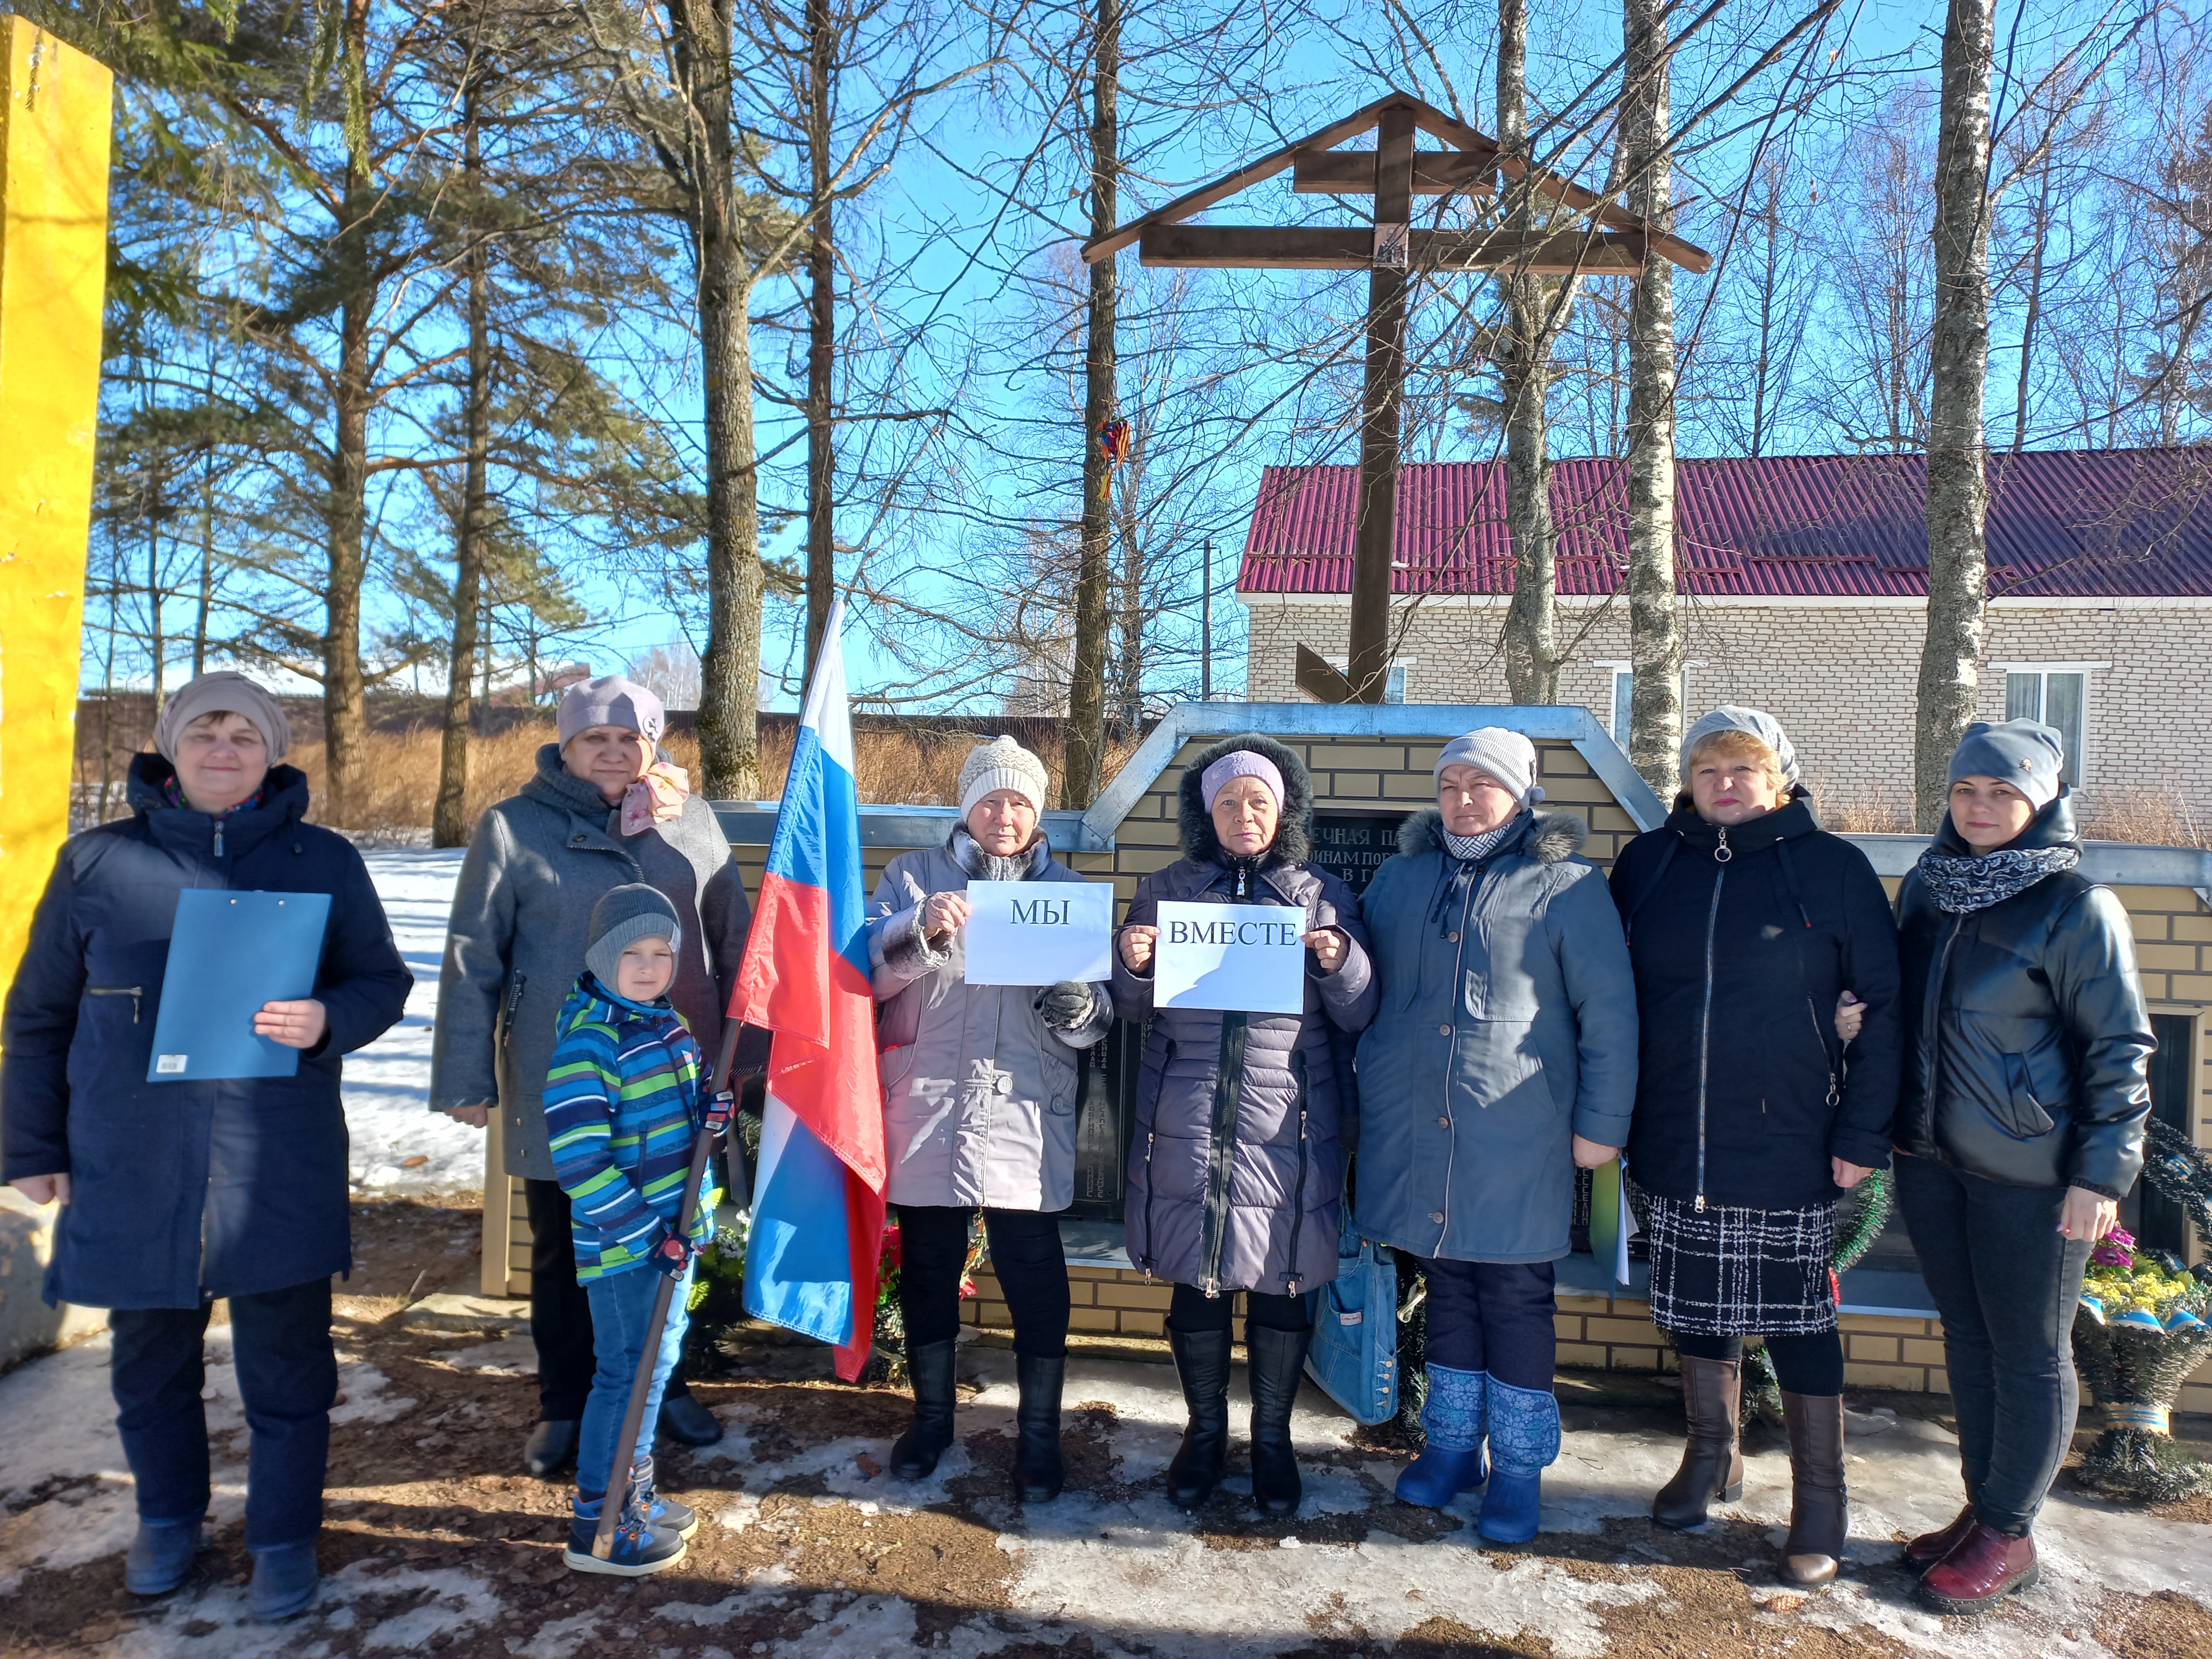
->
xmin=1431 ymin=814 xmax=1526 ymax=937
xmin=1917 ymin=844 xmax=2080 ymax=914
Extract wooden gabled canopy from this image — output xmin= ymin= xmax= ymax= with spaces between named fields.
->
xmin=1080 ymin=89 xmax=1711 ymax=276
xmin=1079 ymin=89 xmax=1708 ymax=708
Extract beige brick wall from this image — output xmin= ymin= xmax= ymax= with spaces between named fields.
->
xmin=1242 ymin=595 xmax=2212 ymax=818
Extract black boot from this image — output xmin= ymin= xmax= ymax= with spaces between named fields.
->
xmin=1246 ymin=1324 xmax=1312 ymax=1517
xmin=524 ymin=1419 xmax=580 ymax=1480
xmin=890 ymin=1339 xmax=959 ymax=1480
xmin=658 ymin=1391 xmax=725 ymax=1449
xmin=1166 ymin=1327 xmax=1232 ymax=1511
xmin=1012 ymin=1354 xmax=1066 ymax=1503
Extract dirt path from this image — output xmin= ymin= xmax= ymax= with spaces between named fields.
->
xmin=2 ymin=1196 xmax=2209 ymax=1659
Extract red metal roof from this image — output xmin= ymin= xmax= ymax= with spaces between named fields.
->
xmin=1237 ymin=448 xmax=2212 ymax=599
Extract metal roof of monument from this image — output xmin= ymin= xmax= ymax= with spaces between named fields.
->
xmin=1236 ymin=447 xmax=2212 ymax=599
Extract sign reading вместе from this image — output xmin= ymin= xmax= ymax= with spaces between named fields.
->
xmin=961 ymin=880 xmax=1114 ymax=986
xmin=1152 ymin=901 xmax=1308 ymax=1015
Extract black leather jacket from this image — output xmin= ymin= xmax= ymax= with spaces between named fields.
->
xmin=1893 ymin=794 xmax=2153 ymax=1196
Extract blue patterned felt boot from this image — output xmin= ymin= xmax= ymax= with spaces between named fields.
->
xmin=1396 ymin=1366 xmax=1490 ymax=1507
xmin=1476 ymin=1377 xmax=1560 ymax=1545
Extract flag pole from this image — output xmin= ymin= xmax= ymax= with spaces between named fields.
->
xmin=590 ymin=1022 xmax=753 ymax=1561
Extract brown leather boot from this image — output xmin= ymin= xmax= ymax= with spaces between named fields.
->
xmin=1779 ymin=1391 xmax=1847 ymax=1584
xmin=1918 ymin=1522 xmax=2038 ymax=1615
xmin=1653 ymin=1355 xmax=1745 ymax=1530
xmin=1901 ymin=1504 xmax=1976 ymax=1573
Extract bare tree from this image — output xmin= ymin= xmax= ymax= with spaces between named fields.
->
xmin=1915 ymin=0 xmax=1996 ymax=827
xmin=1622 ymin=0 xmax=1681 ymax=793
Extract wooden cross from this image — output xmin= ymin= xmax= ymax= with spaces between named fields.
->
xmin=1082 ymin=90 xmax=1710 ymax=705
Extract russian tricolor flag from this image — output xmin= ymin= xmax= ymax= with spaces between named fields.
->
xmin=732 ymin=598 xmax=887 ymax=1382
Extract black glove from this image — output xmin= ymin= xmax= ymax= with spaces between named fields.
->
xmin=647 ymin=1231 xmax=693 ymax=1283
xmin=1034 ymin=980 xmax=1099 ymax=1032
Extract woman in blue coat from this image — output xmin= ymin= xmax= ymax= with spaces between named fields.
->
xmin=1 ymin=673 xmax=410 ymax=1620
xmin=1352 ymin=730 xmax=1637 ymax=1544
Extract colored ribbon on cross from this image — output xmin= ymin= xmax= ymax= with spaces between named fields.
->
xmin=1096 ymin=417 xmax=1131 ymax=498
xmin=730 ymin=597 xmax=887 ymax=1381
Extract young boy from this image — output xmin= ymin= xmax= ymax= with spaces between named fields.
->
xmin=546 ymin=885 xmax=727 ymax=1576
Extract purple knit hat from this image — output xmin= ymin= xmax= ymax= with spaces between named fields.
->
xmin=1199 ymin=750 xmax=1285 ymax=811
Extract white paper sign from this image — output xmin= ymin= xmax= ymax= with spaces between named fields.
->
xmin=1153 ymin=901 xmax=1308 ymax=1015
xmin=961 ymin=880 xmax=1113 ymax=986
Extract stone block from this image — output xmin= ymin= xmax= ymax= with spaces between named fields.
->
xmin=1587 ymin=1315 xmax=1666 ymax=1344
xmin=1556 ymin=1342 xmax=1609 ymax=1368
xmin=1556 ymin=1294 xmax=1613 ymax=1315
xmin=1841 ymin=1314 xmax=1934 ymax=1335
xmin=1847 ymin=1334 xmax=1900 ymax=1363
xmin=1901 ymin=1338 xmax=1948 ymax=1366
xmin=1607 ymin=1346 xmax=1663 ymax=1371
xmin=1069 ymin=1307 xmax=1118 ymax=1332
xmin=1554 ymin=1314 xmax=1585 ymax=1340
xmin=1119 ymin=1310 xmax=1167 ymax=1337
xmin=1844 ymin=1361 xmax=1915 ymax=1391
xmin=2136 ymin=943 xmax=2201 ymax=972
xmin=1096 ymin=1281 xmax=1174 ymax=1310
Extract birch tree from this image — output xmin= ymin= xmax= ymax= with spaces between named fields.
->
xmin=1914 ymin=0 xmax=1996 ymax=827
xmin=1621 ymin=0 xmax=1681 ymax=793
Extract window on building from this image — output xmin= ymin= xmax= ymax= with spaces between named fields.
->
xmin=1384 ymin=663 xmax=1408 ymax=704
xmin=2002 ymin=669 xmax=2086 ymax=788
xmin=1607 ymin=666 xmax=1689 ymax=743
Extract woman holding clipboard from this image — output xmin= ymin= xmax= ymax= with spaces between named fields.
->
xmin=2 ymin=672 xmax=411 ymax=1620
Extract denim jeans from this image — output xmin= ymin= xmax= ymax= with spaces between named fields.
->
xmin=526 ymin=1178 xmax=696 ymax=1420
xmin=576 ymin=1261 xmax=694 ymax=1499
xmin=1416 ymin=1257 xmax=1557 ymax=1391
xmin=1895 ymin=1152 xmax=2095 ymax=1535
xmin=108 ymin=1279 xmax=336 ymax=1549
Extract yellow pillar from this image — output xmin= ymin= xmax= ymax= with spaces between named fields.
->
xmin=0 ymin=20 xmax=111 ymax=1007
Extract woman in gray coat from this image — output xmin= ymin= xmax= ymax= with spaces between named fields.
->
xmin=431 ymin=676 xmax=755 ymax=1474
xmin=865 ymin=737 xmax=1113 ymax=1502
xmin=1112 ymin=734 xmax=1377 ymax=1517
xmin=1353 ymin=730 xmax=1637 ymax=1545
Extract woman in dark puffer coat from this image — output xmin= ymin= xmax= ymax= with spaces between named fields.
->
xmin=1112 ymin=734 xmax=1376 ymax=1517
xmin=2 ymin=673 xmax=411 ymax=1621
xmin=1891 ymin=719 xmax=2153 ymax=1616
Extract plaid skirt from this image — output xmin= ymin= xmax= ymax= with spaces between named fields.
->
xmin=1644 ymin=1197 xmax=1838 ymax=1336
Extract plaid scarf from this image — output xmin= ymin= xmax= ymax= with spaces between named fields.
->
xmin=1431 ymin=813 xmax=1526 ymax=937
xmin=1917 ymin=844 xmax=2080 ymax=914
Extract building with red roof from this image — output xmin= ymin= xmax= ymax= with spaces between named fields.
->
xmin=1237 ymin=447 xmax=2212 ymax=815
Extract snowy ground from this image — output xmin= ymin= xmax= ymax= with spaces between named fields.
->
xmin=2 ymin=1321 xmax=2208 ymax=1659
xmin=343 ymin=850 xmax=486 ymax=1197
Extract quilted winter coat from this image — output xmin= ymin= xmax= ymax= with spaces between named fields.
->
xmin=1 ymin=757 xmax=411 ymax=1310
xmin=866 ymin=831 xmax=1114 ymax=1211
xmin=1352 ymin=806 xmax=1638 ymax=1264
xmin=1110 ymin=734 xmax=1377 ymax=1298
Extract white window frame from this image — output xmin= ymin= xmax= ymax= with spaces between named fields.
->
xmin=1322 ymin=655 xmax=1414 ymax=704
xmin=1997 ymin=663 xmax=2103 ymax=790
xmin=1596 ymin=661 xmax=1694 ymax=743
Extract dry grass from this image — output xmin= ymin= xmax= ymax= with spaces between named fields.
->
xmin=275 ymin=719 xmax=1143 ymax=841
xmin=1805 ymin=777 xmax=1918 ymax=834
xmin=2079 ymin=789 xmax=2212 ymax=849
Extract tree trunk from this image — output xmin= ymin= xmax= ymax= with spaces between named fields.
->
xmin=2012 ymin=154 xmax=2053 ymax=453
xmin=682 ymin=0 xmax=765 ymax=800
xmin=1623 ymin=0 xmax=1681 ymax=794
xmin=1062 ymin=0 xmax=1118 ymax=809
xmin=1497 ymin=0 xmax=1561 ymax=705
xmin=320 ymin=0 xmax=375 ymax=828
xmin=1916 ymin=0 xmax=1995 ymax=828
xmin=801 ymin=0 xmax=836 ymax=680
xmin=436 ymin=87 xmax=493 ymax=850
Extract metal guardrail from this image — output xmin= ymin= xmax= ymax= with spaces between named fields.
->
xmin=1843 ymin=831 xmax=2212 ymax=904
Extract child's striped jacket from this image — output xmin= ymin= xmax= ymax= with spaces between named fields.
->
xmin=543 ymin=974 xmax=721 ymax=1281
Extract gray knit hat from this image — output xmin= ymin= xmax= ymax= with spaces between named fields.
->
xmin=958 ymin=736 xmax=1050 ymax=818
xmin=1947 ymin=719 xmax=2065 ymax=810
xmin=155 ymin=670 xmax=291 ymax=762
xmin=585 ymin=884 xmax=682 ymax=990
xmin=1434 ymin=728 xmax=1544 ymax=807
xmin=558 ymin=675 xmax=667 ymax=747
xmin=1681 ymin=705 xmax=1802 ymax=788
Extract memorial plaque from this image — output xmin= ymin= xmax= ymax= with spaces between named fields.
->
xmin=1307 ymin=810 xmax=1410 ymax=895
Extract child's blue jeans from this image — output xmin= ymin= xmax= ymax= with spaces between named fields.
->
xmin=576 ymin=1259 xmax=694 ymax=1499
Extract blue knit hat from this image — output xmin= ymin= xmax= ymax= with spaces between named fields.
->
xmin=1947 ymin=719 xmax=2065 ymax=809
xmin=585 ymin=884 xmax=681 ymax=988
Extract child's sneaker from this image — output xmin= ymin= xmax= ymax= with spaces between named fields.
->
xmin=629 ymin=1456 xmax=698 ymax=1541
xmin=564 ymin=1493 xmax=687 ymax=1577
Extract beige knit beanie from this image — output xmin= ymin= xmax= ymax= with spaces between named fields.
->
xmin=957 ymin=736 xmax=1050 ymax=818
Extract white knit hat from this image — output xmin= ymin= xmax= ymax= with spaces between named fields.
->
xmin=1434 ymin=729 xmax=1544 ymax=807
xmin=958 ymin=736 xmax=1050 ymax=818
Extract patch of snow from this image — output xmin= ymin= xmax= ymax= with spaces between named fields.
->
xmin=343 ymin=850 xmax=485 ymax=1197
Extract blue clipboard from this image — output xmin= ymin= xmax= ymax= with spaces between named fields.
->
xmin=146 ymin=890 xmax=332 ymax=1082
